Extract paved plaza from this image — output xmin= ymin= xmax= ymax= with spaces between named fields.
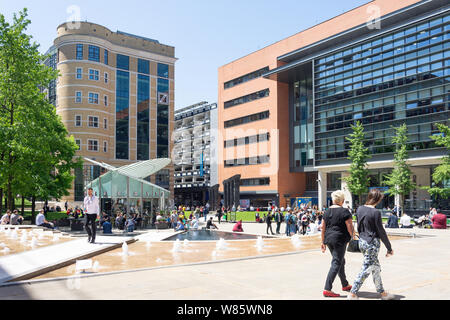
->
xmin=0 ymin=222 xmax=448 ymax=300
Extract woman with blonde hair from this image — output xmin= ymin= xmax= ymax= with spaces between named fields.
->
xmin=348 ymin=189 xmax=394 ymax=300
xmin=321 ymin=190 xmax=355 ymax=297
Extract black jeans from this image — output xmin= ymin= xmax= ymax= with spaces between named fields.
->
xmin=85 ymin=214 xmax=97 ymax=242
xmin=324 ymin=242 xmax=349 ymax=291
xmin=276 ymin=222 xmax=281 ymax=234
xmin=266 ymin=223 xmax=274 ymax=235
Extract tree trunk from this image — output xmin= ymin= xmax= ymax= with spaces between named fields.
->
xmin=21 ymin=196 xmax=25 ymax=215
xmin=7 ymin=179 xmax=13 ymax=211
xmin=0 ymin=188 xmax=2 ymax=213
xmin=31 ymin=196 xmax=36 ymax=224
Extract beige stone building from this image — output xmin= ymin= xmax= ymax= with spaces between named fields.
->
xmin=44 ymin=22 xmax=176 ymax=206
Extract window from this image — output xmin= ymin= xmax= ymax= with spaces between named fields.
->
xmin=116 ymin=54 xmax=129 ymax=70
xmin=75 ymin=115 xmax=82 ymax=127
xmin=88 ymin=45 xmax=100 ymax=62
xmin=88 ymin=116 xmax=99 ymax=128
xmin=104 ymin=72 xmax=108 ymax=84
xmin=88 ymin=140 xmax=98 ymax=151
xmin=224 ymin=110 xmax=270 ymax=128
xmin=138 ymin=59 xmax=150 ymax=74
xmin=76 ymin=68 xmax=82 ymax=79
xmin=75 ymin=91 xmax=82 ymax=103
xmin=103 ymin=141 xmax=108 ymax=153
xmin=104 ymin=118 xmax=108 ymax=129
xmin=104 ymin=49 xmax=109 ymax=65
xmin=75 ymin=139 xmax=81 ymax=150
xmin=224 ymin=88 xmax=269 ymax=108
xmin=224 ymin=155 xmax=270 ymax=167
xmin=157 ymin=63 xmax=169 ymax=78
xmin=89 ymin=69 xmax=99 ymax=81
xmin=76 ymin=44 xmax=83 ymax=60
xmin=88 ymin=93 xmax=99 ymax=104
xmin=104 ymin=95 xmax=108 ymax=106
xmin=240 ymin=177 xmax=270 ymax=186
xmin=224 ymin=67 xmax=270 ymax=89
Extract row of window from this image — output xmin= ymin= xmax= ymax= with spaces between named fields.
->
xmin=75 ymin=45 xmax=170 ymax=78
xmin=315 ymin=46 xmax=449 ymax=91
xmin=224 ymin=67 xmax=269 ymax=89
xmin=74 ymin=115 xmax=108 ymax=129
xmin=76 ymin=67 xmax=109 ymax=83
xmin=240 ymin=177 xmax=270 ymax=186
xmin=224 ymin=88 xmax=269 ymax=109
xmin=75 ymin=138 xmax=108 ymax=153
xmin=75 ymin=91 xmax=108 ymax=106
xmin=224 ymin=155 xmax=270 ymax=167
xmin=315 ymin=51 xmax=449 ymax=102
xmin=315 ymin=22 xmax=450 ymax=78
xmin=224 ymin=132 xmax=270 ymax=148
xmin=315 ymin=65 xmax=448 ymax=107
xmin=224 ymin=110 xmax=270 ymax=128
xmin=315 ymin=13 xmax=450 ymax=67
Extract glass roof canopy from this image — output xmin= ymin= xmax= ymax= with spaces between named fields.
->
xmin=84 ymin=158 xmax=171 ymax=200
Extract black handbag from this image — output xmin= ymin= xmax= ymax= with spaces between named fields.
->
xmin=347 ymin=235 xmax=360 ymax=253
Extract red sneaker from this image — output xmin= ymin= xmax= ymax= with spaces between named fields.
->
xmin=323 ymin=290 xmax=340 ymax=297
xmin=342 ymin=285 xmax=352 ymax=292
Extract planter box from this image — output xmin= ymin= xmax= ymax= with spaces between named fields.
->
xmin=155 ymin=221 xmax=169 ymax=229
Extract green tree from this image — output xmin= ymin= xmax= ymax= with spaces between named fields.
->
xmin=384 ymin=124 xmax=415 ymax=215
xmin=423 ymin=123 xmax=450 ymax=201
xmin=0 ymin=9 xmax=81 ymax=213
xmin=343 ymin=121 xmax=371 ymax=205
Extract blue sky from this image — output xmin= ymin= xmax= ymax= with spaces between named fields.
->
xmin=0 ymin=0 xmax=369 ymax=109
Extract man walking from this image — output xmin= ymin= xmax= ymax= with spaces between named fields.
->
xmin=266 ymin=211 xmax=275 ymax=235
xmin=275 ymin=209 xmax=283 ymax=234
xmin=83 ymin=187 xmax=100 ymax=244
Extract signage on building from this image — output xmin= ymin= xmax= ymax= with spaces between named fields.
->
xmin=158 ymin=92 xmax=169 ymax=105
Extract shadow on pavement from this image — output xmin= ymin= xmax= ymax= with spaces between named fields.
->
xmin=357 ymin=291 xmax=405 ymax=300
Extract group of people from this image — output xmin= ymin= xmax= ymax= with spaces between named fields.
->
xmin=0 ymin=210 xmax=24 ymax=225
xmin=385 ymin=207 xmax=447 ymax=229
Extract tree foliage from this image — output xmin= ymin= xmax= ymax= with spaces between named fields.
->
xmin=423 ymin=123 xmax=450 ymax=199
xmin=383 ymin=124 xmax=415 ymax=212
xmin=343 ymin=121 xmax=371 ymax=203
xmin=0 ymin=9 xmax=82 ymax=212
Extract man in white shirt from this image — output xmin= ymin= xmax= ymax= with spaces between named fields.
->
xmin=35 ymin=209 xmax=54 ymax=229
xmin=400 ymin=213 xmax=413 ymax=228
xmin=83 ymin=187 xmax=100 ymax=243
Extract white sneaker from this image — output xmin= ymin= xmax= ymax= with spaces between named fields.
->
xmin=380 ymin=292 xmax=395 ymax=300
xmin=347 ymin=294 xmax=359 ymax=300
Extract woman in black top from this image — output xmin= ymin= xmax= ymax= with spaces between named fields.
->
xmin=348 ymin=189 xmax=395 ymax=300
xmin=321 ymin=190 xmax=355 ymax=297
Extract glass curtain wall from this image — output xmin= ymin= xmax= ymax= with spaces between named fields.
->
xmin=313 ymin=13 xmax=450 ymax=166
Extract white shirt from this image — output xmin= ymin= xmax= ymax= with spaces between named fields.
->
xmin=36 ymin=213 xmax=45 ymax=226
xmin=400 ymin=215 xmax=411 ymax=226
xmin=191 ymin=219 xmax=199 ymax=229
xmin=83 ymin=195 xmax=100 ymax=215
xmin=1 ymin=214 xmax=10 ymax=224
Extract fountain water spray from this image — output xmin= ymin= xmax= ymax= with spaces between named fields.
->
xmin=52 ymin=233 xmax=61 ymax=242
xmin=20 ymin=231 xmax=28 ymax=243
xmin=122 ymin=241 xmax=129 ymax=256
xmin=183 ymin=239 xmax=190 ymax=247
xmin=290 ymin=234 xmax=302 ymax=248
xmin=2 ymin=247 xmax=10 ymax=254
xmin=216 ymin=238 xmax=227 ymax=250
xmin=255 ymin=236 xmax=264 ymax=252
xmin=93 ymin=261 xmax=100 ymax=272
xmin=10 ymin=229 xmax=18 ymax=240
xmin=30 ymin=237 xmax=38 ymax=249
xmin=171 ymin=239 xmax=182 ymax=253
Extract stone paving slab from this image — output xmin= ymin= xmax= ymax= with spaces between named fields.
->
xmin=0 ymin=235 xmax=134 ymax=284
xmin=0 ymin=227 xmax=448 ymax=300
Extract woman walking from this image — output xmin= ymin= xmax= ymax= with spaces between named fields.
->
xmin=348 ymin=189 xmax=395 ymax=300
xmin=321 ymin=190 xmax=355 ymax=297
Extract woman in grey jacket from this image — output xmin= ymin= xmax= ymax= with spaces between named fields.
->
xmin=348 ymin=189 xmax=395 ymax=300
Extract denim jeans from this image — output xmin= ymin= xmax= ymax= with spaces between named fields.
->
xmin=351 ymin=238 xmax=384 ymax=294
